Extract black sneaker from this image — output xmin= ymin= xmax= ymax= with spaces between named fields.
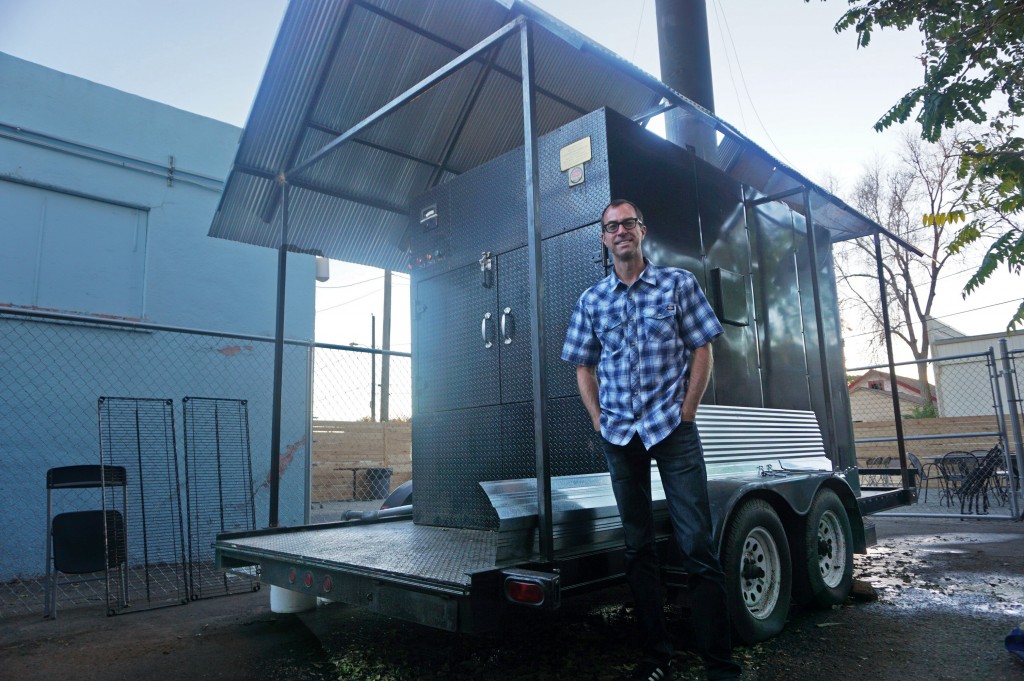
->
xmin=628 ymin=659 xmax=673 ymax=681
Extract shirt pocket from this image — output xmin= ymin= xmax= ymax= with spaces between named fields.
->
xmin=595 ymin=316 xmax=626 ymax=355
xmin=642 ymin=305 xmax=678 ymax=343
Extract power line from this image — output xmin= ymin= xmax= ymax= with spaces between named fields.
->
xmin=711 ymin=0 xmax=794 ymax=167
xmin=709 ymin=0 xmax=748 ymax=132
xmin=630 ymin=0 xmax=648 ymax=64
xmin=315 ymin=276 xmax=381 ymax=290
xmin=316 ymin=274 xmax=410 ymax=290
xmin=316 ymin=287 xmax=384 ymax=313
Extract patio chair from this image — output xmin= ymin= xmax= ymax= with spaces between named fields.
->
xmin=861 ymin=456 xmax=894 ymax=488
xmin=937 ymin=451 xmax=986 ymax=515
xmin=971 ymin=446 xmax=1009 ymax=506
xmin=907 ymin=452 xmax=937 ymax=502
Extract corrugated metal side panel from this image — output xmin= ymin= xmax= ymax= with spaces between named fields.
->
xmin=699 ymin=406 xmax=825 ymax=463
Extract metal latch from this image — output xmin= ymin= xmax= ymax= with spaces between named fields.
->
xmin=479 ymin=251 xmax=494 ymax=288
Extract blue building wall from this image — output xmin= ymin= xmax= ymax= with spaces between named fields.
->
xmin=0 ymin=53 xmax=313 ymax=581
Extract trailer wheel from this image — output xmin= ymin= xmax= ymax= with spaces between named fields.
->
xmin=722 ymin=499 xmax=792 ymax=644
xmin=792 ymin=489 xmax=853 ymax=608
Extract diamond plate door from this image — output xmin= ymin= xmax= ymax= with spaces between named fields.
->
xmin=497 ymin=247 xmax=531 ymax=405
xmin=413 ymin=262 xmax=499 ymax=414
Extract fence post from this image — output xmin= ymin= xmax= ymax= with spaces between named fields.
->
xmin=1000 ymin=339 xmax=1024 ymax=518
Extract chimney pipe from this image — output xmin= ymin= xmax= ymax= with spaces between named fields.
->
xmin=655 ymin=0 xmax=716 ymax=157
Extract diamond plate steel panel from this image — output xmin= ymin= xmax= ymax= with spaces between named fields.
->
xmin=543 ymin=224 xmax=606 ymax=399
xmin=547 ymin=396 xmax=607 ymax=476
xmin=412 ymin=407 xmax=501 ymax=529
xmin=538 ymin=108 xmax=612 ymax=238
xmin=501 ymin=402 xmax=534 ymax=481
xmin=219 ymin=522 xmax=498 ymax=587
xmin=449 ymin=148 xmax=527 ymax=265
xmin=500 ymin=398 xmax=606 ymax=482
xmin=413 ymin=263 xmax=498 ymax=414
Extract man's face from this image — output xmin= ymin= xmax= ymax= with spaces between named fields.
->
xmin=601 ymin=203 xmax=646 ymax=262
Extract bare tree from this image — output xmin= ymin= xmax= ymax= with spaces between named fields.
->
xmin=835 ymin=130 xmax=979 ymax=405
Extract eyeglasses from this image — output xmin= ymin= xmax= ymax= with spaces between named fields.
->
xmin=601 ymin=217 xmax=643 ymax=234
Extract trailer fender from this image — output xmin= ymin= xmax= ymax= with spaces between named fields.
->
xmin=706 ymin=474 xmax=864 ymax=555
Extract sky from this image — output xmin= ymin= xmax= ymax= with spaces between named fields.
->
xmin=1 ymin=0 xmax=1018 ymax=366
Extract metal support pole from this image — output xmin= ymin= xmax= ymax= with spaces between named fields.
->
xmin=521 ymin=20 xmax=553 ymax=562
xmin=381 ymin=271 xmax=392 ymax=421
xmin=1000 ymin=339 xmax=1024 ymax=518
xmin=268 ymin=181 xmax=289 ymax=528
xmin=873 ymin=232 xmax=910 ymax=489
xmin=801 ymin=191 xmax=839 ymax=464
xmin=304 ymin=343 xmax=315 ymax=524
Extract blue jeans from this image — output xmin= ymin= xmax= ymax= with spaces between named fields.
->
xmin=603 ymin=421 xmax=740 ymax=679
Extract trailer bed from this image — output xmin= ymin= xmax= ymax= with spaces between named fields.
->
xmin=217 ymin=520 xmax=497 ymax=588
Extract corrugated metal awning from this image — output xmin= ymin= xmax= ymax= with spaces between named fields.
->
xmin=208 ymin=0 xmax=921 ymax=269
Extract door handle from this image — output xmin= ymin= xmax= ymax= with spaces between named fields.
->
xmin=482 ymin=312 xmax=494 ymax=349
xmin=500 ymin=307 xmax=514 ymax=345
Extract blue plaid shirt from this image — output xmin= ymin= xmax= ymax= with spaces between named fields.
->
xmin=561 ymin=262 xmax=723 ymax=448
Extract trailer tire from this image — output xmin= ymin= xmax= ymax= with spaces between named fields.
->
xmin=792 ymin=489 xmax=853 ymax=609
xmin=722 ymin=499 xmax=792 ymax=645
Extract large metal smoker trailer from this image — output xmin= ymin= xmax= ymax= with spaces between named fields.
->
xmin=211 ymin=0 xmax=919 ymax=646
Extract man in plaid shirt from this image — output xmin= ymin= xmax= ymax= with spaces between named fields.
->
xmin=561 ymin=200 xmax=740 ymax=681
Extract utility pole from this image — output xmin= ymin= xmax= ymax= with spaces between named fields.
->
xmin=381 ymin=270 xmax=392 ymax=421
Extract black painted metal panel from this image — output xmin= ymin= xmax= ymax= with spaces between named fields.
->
xmin=605 ymin=109 xmax=705 ymax=282
xmin=749 ymin=202 xmax=811 ymax=412
xmin=696 ymin=163 xmax=761 ymax=407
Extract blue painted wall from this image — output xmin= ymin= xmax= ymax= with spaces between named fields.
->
xmin=0 ymin=53 xmax=314 ymax=582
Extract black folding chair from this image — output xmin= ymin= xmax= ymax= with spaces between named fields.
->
xmin=44 ymin=465 xmax=128 ymax=618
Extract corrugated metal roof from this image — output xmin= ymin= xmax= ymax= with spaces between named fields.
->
xmin=209 ymin=0 xmax=920 ymax=269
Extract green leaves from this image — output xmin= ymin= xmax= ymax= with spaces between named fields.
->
xmin=819 ymin=0 xmax=1024 ymax=331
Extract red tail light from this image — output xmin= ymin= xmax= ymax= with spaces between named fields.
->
xmin=505 ymin=579 xmax=545 ymax=605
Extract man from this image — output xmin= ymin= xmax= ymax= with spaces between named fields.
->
xmin=561 ymin=200 xmax=741 ymax=681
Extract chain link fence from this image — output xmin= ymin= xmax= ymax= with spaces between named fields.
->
xmin=309 ymin=344 xmax=412 ymax=523
xmin=0 ymin=309 xmax=409 ymax=618
xmin=849 ymin=346 xmax=1023 ymax=518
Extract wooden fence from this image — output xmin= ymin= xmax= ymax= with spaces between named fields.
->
xmin=852 ymin=414 xmax=1021 ymax=464
xmin=311 ymin=420 xmax=412 ymax=502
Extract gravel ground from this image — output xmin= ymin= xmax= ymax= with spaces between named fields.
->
xmin=2 ymin=515 xmax=1021 ymax=681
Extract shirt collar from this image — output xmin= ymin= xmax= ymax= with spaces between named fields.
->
xmin=603 ymin=260 xmax=659 ymax=292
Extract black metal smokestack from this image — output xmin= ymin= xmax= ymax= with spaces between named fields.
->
xmin=655 ymin=0 xmax=715 ymax=156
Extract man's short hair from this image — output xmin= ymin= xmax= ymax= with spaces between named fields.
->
xmin=602 ymin=199 xmax=644 ymax=225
